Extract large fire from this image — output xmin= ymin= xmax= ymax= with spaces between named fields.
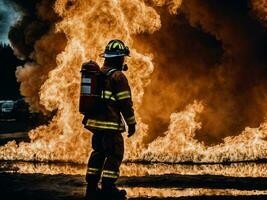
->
xmin=1 ymin=0 xmax=267 ymax=164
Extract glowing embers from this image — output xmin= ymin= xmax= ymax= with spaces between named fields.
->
xmin=124 ymin=187 xmax=267 ymax=198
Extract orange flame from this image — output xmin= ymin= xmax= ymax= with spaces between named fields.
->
xmin=0 ymin=0 xmax=169 ymax=163
xmin=1 ymin=0 xmax=267 ymax=165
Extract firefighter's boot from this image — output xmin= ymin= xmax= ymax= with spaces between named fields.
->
xmin=101 ymin=179 xmax=127 ymax=199
xmin=85 ymin=184 xmax=100 ymax=199
xmin=85 ymin=176 xmax=101 ymax=200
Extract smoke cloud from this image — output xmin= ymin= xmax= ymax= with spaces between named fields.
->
xmin=139 ymin=0 xmax=267 ymax=144
xmin=250 ymin=0 xmax=267 ymax=26
xmin=0 ymin=0 xmax=20 ymax=44
xmin=8 ymin=0 xmax=67 ymax=112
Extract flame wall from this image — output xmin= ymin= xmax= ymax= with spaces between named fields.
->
xmin=1 ymin=0 xmax=267 ymax=164
xmin=140 ymin=0 xmax=267 ymax=144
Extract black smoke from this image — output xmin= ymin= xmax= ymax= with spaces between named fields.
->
xmin=7 ymin=0 xmax=61 ymax=58
xmin=0 ymin=43 xmax=24 ymax=99
xmin=138 ymin=0 xmax=267 ymax=145
xmin=5 ymin=0 xmax=67 ymax=112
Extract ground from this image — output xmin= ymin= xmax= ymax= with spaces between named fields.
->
xmin=0 ymin=129 xmax=267 ymax=199
xmin=0 ymin=171 xmax=267 ymax=199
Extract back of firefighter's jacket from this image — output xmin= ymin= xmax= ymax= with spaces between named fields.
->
xmin=83 ymin=66 xmax=136 ymax=132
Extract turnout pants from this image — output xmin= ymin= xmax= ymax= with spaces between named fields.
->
xmin=86 ymin=130 xmax=124 ymax=188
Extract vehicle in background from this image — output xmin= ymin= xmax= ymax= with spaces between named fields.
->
xmin=0 ymin=98 xmax=51 ymax=129
xmin=0 ymin=101 xmax=5 ymax=119
xmin=13 ymin=98 xmax=30 ymax=122
xmin=0 ymin=100 xmax=5 ymax=109
xmin=1 ymin=100 xmax=15 ymax=119
xmin=0 ymin=99 xmax=30 ymax=121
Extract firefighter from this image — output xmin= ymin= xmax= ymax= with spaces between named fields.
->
xmin=84 ymin=40 xmax=136 ymax=199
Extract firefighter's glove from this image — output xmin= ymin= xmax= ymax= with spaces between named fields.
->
xmin=128 ymin=124 xmax=136 ymax=138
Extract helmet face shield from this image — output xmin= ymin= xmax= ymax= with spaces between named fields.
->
xmin=100 ymin=40 xmax=130 ymax=58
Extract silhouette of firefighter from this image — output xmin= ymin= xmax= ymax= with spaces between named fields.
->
xmin=79 ymin=40 xmax=136 ymax=199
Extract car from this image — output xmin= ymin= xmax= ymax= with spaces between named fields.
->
xmin=1 ymin=100 xmax=15 ymax=119
xmin=14 ymin=98 xmax=30 ymax=122
xmin=0 ymin=100 xmax=5 ymax=109
xmin=0 ymin=100 xmax=5 ymax=119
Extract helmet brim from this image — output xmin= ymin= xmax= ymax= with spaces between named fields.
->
xmin=99 ymin=53 xmax=130 ymax=58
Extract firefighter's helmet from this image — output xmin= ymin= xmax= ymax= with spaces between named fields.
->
xmin=100 ymin=40 xmax=130 ymax=58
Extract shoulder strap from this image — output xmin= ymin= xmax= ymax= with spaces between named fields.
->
xmin=105 ymin=68 xmax=117 ymax=77
xmin=102 ymin=68 xmax=118 ymax=100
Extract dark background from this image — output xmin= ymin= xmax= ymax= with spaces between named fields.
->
xmin=0 ymin=43 xmax=23 ymax=100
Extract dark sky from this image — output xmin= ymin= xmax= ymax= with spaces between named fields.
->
xmin=0 ymin=0 xmax=20 ymax=44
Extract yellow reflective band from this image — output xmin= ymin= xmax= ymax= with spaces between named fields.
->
xmin=88 ymin=167 xmax=100 ymax=172
xmin=116 ymin=91 xmax=130 ymax=96
xmin=101 ymin=90 xmax=116 ymax=101
xmin=126 ymin=116 xmax=136 ymax=125
xmin=87 ymin=171 xmax=99 ymax=175
xmin=101 ymin=90 xmax=112 ymax=97
xmin=86 ymin=119 xmax=124 ymax=131
xmin=102 ymin=174 xmax=118 ymax=179
xmin=113 ymin=42 xmax=120 ymax=49
xmin=87 ymin=124 xmax=124 ymax=131
xmin=116 ymin=91 xmax=131 ymax=100
xmin=119 ymin=43 xmax=124 ymax=50
xmin=110 ymin=96 xmax=116 ymax=101
xmin=103 ymin=170 xmax=118 ymax=174
xmin=102 ymin=170 xmax=119 ymax=179
xmin=87 ymin=119 xmax=121 ymax=126
xmin=108 ymin=42 xmax=113 ymax=50
xmin=117 ymin=95 xmax=131 ymax=100
xmin=87 ymin=167 xmax=101 ymax=175
xmin=104 ymin=90 xmax=112 ymax=95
